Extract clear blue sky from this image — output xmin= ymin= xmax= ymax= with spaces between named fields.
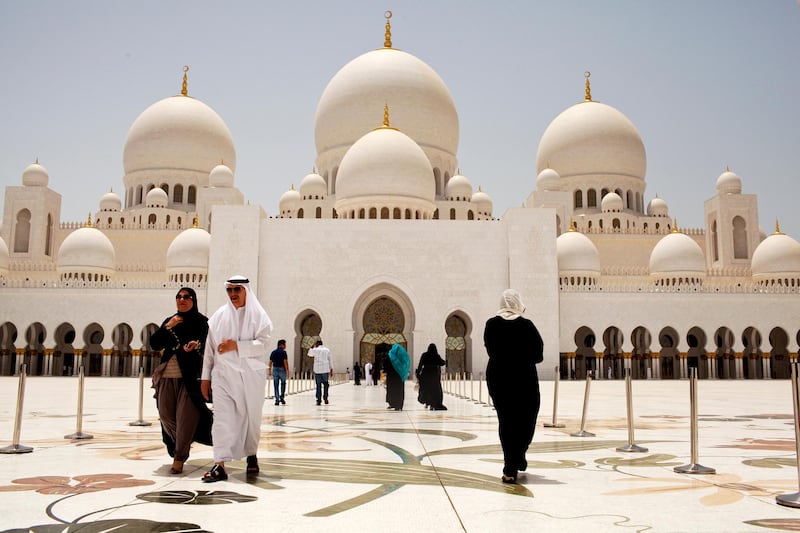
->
xmin=2 ymin=1 xmax=799 ymax=238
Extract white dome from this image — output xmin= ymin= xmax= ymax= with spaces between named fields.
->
xmin=0 ymin=236 xmax=9 ymax=277
xmin=335 ymin=126 xmax=435 ymax=214
xmin=536 ymin=100 xmax=646 ymax=181
xmin=299 ymin=171 xmax=327 ymax=199
xmin=279 ymin=186 xmax=301 ymax=215
xmin=57 ymin=227 xmax=115 ymax=277
xmin=752 ymin=231 xmax=800 ymax=278
xmin=123 ymin=95 xmax=236 ymax=176
xmin=601 ymin=192 xmax=624 ymax=213
xmin=145 ymin=187 xmax=169 ymax=208
xmin=471 ymin=188 xmax=493 ymax=213
xmin=647 ymin=196 xmax=669 ymax=217
xmin=209 ymin=163 xmax=234 ymax=188
xmin=315 ymin=47 xmax=458 ymax=176
xmin=649 ymin=231 xmax=706 ymax=275
xmin=716 ymin=168 xmax=742 ymax=194
xmin=557 ymin=229 xmax=601 ymax=274
xmin=166 ymin=227 xmax=210 ymax=274
xmin=446 ymin=173 xmax=472 ymax=200
xmin=22 ymin=162 xmax=48 ymax=187
xmin=99 ymin=190 xmax=122 ymax=212
xmin=536 ymin=167 xmax=560 ymax=191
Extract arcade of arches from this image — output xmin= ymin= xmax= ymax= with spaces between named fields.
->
xmin=563 ymin=325 xmax=797 ymax=380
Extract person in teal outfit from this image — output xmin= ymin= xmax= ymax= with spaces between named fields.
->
xmin=385 ymin=344 xmax=409 ymax=410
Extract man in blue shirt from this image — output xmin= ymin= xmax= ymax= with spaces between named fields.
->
xmin=269 ymin=339 xmax=289 ymax=405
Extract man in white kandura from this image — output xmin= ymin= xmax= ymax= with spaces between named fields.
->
xmin=200 ymin=275 xmax=272 ymax=482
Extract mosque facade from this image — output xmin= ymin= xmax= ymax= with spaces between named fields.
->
xmin=1 ymin=15 xmax=798 ymax=382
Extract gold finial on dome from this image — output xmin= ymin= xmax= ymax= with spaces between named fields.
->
xmin=193 ymin=214 xmax=199 ymax=228
xmin=672 ymin=218 xmax=679 ymax=233
xmin=775 ymin=219 xmax=783 ymax=235
xmin=181 ymin=65 xmax=189 ymax=96
xmin=383 ymin=103 xmax=391 ymax=128
xmin=569 ymin=218 xmax=577 ymax=232
xmin=384 ymin=10 xmax=393 ymax=48
xmin=86 ymin=212 xmax=93 ymax=228
xmin=584 ymin=71 xmax=592 ymax=102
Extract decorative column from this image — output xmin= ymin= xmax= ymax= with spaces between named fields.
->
xmin=102 ymin=349 xmax=113 ymax=377
xmin=734 ymin=353 xmax=744 ymax=379
xmin=132 ymin=349 xmax=142 ymax=372
xmin=679 ymin=352 xmax=688 ymax=379
xmin=567 ymin=352 xmax=576 ymax=380
xmin=595 ymin=352 xmax=604 ymax=380
xmin=651 ymin=353 xmax=661 ymax=380
xmin=707 ymin=352 xmax=717 ymax=380
xmin=14 ymin=349 xmax=24 ymax=375
xmin=762 ymin=351 xmax=771 ymax=379
xmin=44 ymin=349 xmax=54 ymax=376
xmin=74 ymin=349 xmax=84 ymax=375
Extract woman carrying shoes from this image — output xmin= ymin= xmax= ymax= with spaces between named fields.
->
xmin=151 ymin=287 xmax=213 ymax=474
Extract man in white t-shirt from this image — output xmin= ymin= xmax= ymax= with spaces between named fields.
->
xmin=364 ymin=361 xmax=373 ymax=386
xmin=308 ymin=340 xmax=333 ymax=405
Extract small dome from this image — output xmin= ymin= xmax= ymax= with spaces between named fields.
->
xmin=57 ymin=226 xmax=115 ymax=278
xmin=209 ymin=163 xmax=234 ymax=188
xmin=299 ymin=171 xmax=326 ymax=199
xmin=279 ymin=186 xmax=301 ymax=216
xmin=22 ymin=162 xmax=49 ymax=187
xmin=557 ymin=229 xmax=600 ymax=274
xmin=0 ymin=236 xmax=9 ymax=277
xmin=647 ymin=196 xmax=669 ymax=217
xmin=335 ymin=126 xmax=435 ymax=215
xmin=716 ymin=168 xmax=742 ymax=194
xmin=166 ymin=227 xmax=211 ymax=275
xmin=471 ymin=187 xmax=493 ymax=214
xmin=601 ymin=192 xmax=624 ymax=213
xmin=751 ymin=230 xmax=800 ymax=279
xmin=649 ymin=231 xmax=705 ymax=275
xmin=536 ymin=167 xmax=560 ymax=191
xmin=446 ymin=173 xmax=472 ymax=201
xmin=99 ymin=190 xmax=122 ymax=212
xmin=145 ymin=187 xmax=169 ymax=208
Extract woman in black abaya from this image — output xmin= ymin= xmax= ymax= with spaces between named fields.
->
xmin=151 ymin=287 xmax=213 ymax=474
xmin=484 ymin=289 xmax=543 ymax=484
xmin=416 ymin=343 xmax=447 ymax=410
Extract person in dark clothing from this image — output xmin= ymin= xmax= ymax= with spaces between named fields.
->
xmin=269 ymin=339 xmax=289 ymax=405
xmin=416 ymin=343 xmax=447 ymax=410
xmin=353 ymin=361 xmax=362 ymax=385
xmin=150 ymin=287 xmax=213 ymax=474
xmin=385 ymin=344 xmax=409 ymax=410
xmin=371 ymin=358 xmax=381 ymax=386
xmin=484 ymin=289 xmax=543 ymax=484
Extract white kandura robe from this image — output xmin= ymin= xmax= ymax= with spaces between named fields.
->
xmin=202 ymin=288 xmax=272 ymax=463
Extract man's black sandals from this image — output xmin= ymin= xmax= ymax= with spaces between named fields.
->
xmin=246 ymin=455 xmax=260 ymax=474
xmin=202 ymin=464 xmax=228 ymax=483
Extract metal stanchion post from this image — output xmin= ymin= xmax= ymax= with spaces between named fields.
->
xmin=571 ymin=373 xmax=595 ymax=437
xmin=479 ymin=372 xmax=483 ymax=404
xmin=777 ymin=362 xmax=800 ymax=507
xmin=129 ymin=366 xmax=152 ymax=426
xmin=616 ymin=368 xmax=647 ymax=452
xmin=544 ymin=365 xmax=565 ymax=428
xmin=65 ymin=365 xmax=94 ymax=440
xmin=470 ymin=372 xmax=474 ymax=402
xmin=0 ymin=364 xmax=33 ymax=454
xmin=674 ymin=368 xmax=714 ymax=474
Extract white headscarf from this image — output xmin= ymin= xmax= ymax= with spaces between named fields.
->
xmin=208 ymin=278 xmax=273 ymax=343
xmin=496 ymin=288 xmax=525 ymax=320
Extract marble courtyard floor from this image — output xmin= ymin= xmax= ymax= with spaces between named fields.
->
xmin=2 ymin=375 xmax=800 ymax=532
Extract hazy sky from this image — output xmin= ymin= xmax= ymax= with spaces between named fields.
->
xmin=2 ymin=1 xmax=799 ymax=238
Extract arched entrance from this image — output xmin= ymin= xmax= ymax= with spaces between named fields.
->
xmin=359 ymin=296 xmax=406 ymax=373
xmin=445 ymin=313 xmax=470 ymax=374
xmin=296 ymin=311 xmax=321 ymax=374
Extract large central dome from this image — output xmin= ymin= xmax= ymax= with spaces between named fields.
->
xmin=123 ymin=95 xmax=236 ymax=175
xmin=536 ymin=100 xmax=646 ymax=181
xmin=314 ymin=47 xmax=459 ymax=177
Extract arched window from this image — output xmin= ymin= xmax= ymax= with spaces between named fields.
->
xmin=160 ymin=183 xmax=169 ymax=197
xmin=297 ymin=208 xmax=304 ymax=219
xmin=450 ymin=208 xmax=456 ymax=220
xmin=588 ymin=189 xmax=597 ymax=207
xmin=173 ymin=184 xmax=183 ymax=203
xmin=369 ymin=207 xmax=377 ymax=219
xmin=393 ymin=208 xmax=401 ymax=219
xmin=136 ymin=185 xmax=143 ymax=205
xmin=187 ymin=185 xmax=197 ymax=204
xmin=380 ymin=207 xmax=389 ymax=219
xmin=13 ymin=209 xmax=31 ymax=253
xmin=467 ymin=210 xmax=474 ymax=220
xmin=148 ymin=213 xmax=157 ymax=225
xmin=45 ymin=213 xmax=53 ymax=256
xmin=733 ymin=216 xmax=748 ymax=259
xmin=574 ymin=190 xmax=583 ymax=208
xmin=316 ymin=207 xmax=322 ymax=219
xmin=711 ymin=219 xmax=719 ymax=261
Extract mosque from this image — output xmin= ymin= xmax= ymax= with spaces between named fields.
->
xmin=1 ymin=13 xmax=799 ymax=383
